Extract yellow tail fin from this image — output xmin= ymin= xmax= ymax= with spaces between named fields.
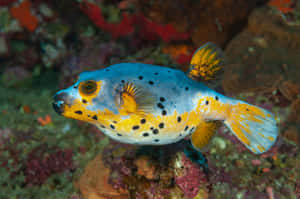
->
xmin=188 ymin=42 xmax=225 ymax=81
xmin=224 ymin=101 xmax=278 ymax=154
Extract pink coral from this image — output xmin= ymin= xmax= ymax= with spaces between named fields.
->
xmin=175 ymin=154 xmax=207 ymax=198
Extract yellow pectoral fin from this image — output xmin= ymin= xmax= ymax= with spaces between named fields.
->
xmin=116 ymin=82 xmax=156 ymax=115
xmin=191 ymin=121 xmax=221 ymax=151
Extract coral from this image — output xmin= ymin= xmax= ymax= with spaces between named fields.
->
xmin=162 ymin=44 xmax=194 ymax=66
xmin=0 ymin=0 xmax=17 ymax=7
xmin=268 ymin=0 xmax=294 ymax=14
xmin=2 ymin=66 xmax=31 ymax=87
xmin=136 ymin=0 xmax=268 ymax=47
xmin=288 ymin=98 xmax=300 ymax=124
xmin=174 ymin=154 xmax=207 ymax=198
xmin=24 ymin=147 xmax=74 ymax=185
xmin=37 ymin=114 xmax=52 ymax=126
xmin=134 ymin=156 xmax=158 ymax=180
xmin=278 ymin=80 xmax=300 ymax=101
xmin=223 ymin=6 xmax=300 ymax=95
xmin=283 ymin=125 xmax=300 ymax=146
xmin=10 ymin=1 xmax=39 ymax=32
xmin=79 ymin=2 xmax=134 ymax=39
xmin=79 ymin=1 xmax=190 ymax=42
xmin=75 ymin=153 xmax=129 ymax=199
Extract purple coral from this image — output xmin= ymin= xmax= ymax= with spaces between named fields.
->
xmin=175 ymin=154 xmax=207 ymax=198
xmin=24 ymin=148 xmax=74 ymax=185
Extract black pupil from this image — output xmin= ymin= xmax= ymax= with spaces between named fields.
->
xmin=85 ymin=84 xmax=93 ymax=90
xmin=82 ymin=81 xmax=96 ymax=94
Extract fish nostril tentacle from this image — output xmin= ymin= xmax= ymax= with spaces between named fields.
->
xmin=53 ymin=92 xmax=68 ymax=101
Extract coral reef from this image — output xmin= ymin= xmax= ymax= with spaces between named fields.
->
xmin=223 ymin=6 xmax=300 ymax=95
xmin=0 ymin=0 xmax=299 ymax=198
xmin=135 ymin=0 xmax=268 ymax=47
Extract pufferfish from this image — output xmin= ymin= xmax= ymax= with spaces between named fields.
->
xmin=53 ymin=43 xmax=278 ymax=154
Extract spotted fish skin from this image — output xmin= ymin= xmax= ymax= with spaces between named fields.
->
xmin=54 ymin=63 xmax=224 ymax=144
xmin=53 ymin=43 xmax=278 ymax=154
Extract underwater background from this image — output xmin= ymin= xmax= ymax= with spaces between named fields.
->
xmin=0 ymin=0 xmax=300 ymax=198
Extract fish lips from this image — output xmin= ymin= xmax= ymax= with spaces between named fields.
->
xmin=52 ymin=92 xmax=69 ymax=115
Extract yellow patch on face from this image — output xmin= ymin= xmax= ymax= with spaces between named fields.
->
xmin=78 ymin=80 xmax=102 ymax=105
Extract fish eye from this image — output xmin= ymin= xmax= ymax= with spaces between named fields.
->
xmin=79 ymin=80 xmax=97 ymax=95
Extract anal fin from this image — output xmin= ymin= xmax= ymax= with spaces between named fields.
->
xmin=190 ymin=121 xmax=221 ymax=151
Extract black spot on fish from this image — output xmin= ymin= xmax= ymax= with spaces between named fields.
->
xmin=160 ymin=97 xmax=165 ymax=102
xmin=117 ymin=133 xmax=122 ymax=136
xmin=154 ymin=72 xmax=158 ymax=75
xmin=157 ymin=103 xmax=164 ymax=109
xmin=185 ymin=87 xmax=189 ymax=91
xmin=140 ymin=119 xmax=146 ymax=124
xmin=82 ymin=99 xmax=87 ymax=104
xmin=159 ymin=123 xmax=164 ymax=129
xmin=121 ymin=80 xmax=125 ymax=83
xmin=215 ymin=96 xmax=219 ymax=101
xmin=113 ymin=121 xmax=117 ymax=124
xmin=143 ymin=132 xmax=149 ymax=137
xmin=154 ymin=139 xmax=159 ymax=142
xmin=92 ymin=115 xmax=98 ymax=120
xmin=189 ymin=127 xmax=195 ymax=133
xmin=246 ymin=108 xmax=249 ymax=111
xmin=132 ymin=125 xmax=140 ymax=130
xmin=105 ymin=69 xmax=110 ymax=71
xmin=168 ymin=70 xmax=171 ymax=73
xmin=184 ymin=126 xmax=189 ymax=131
xmin=100 ymin=125 xmax=105 ymax=128
xmin=110 ymin=124 xmax=115 ymax=129
xmin=149 ymin=81 xmax=154 ymax=85
xmin=205 ymin=100 xmax=209 ymax=105
xmin=179 ymin=133 xmax=182 ymax=136
xmin=153 ymin=129 xmax=159 ymax=134
xmin=150 ymin=127 xmax=154 ymax=130
xmin=162 ymin=110 xmax=167 ymax=115
xmin=177 ymin=116 xmax=181 ymax=122
xmin=75 ymin=110 xmax=82 ymax=115
xmin=138 ymin=76 xmax=143 ymax=80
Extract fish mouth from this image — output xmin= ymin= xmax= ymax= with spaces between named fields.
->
xmin=53 ymin=92 xmax=69 ymax=115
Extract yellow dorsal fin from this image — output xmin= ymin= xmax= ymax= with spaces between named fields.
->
xmin=188 ymin=42 xmax=225 ymax=81
xmin=190 ymin=121 xmax=221 ymax=151
xmin=116 ymin=82 xmax=155 ymax=115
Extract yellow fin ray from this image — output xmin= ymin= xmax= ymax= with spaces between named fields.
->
xmin=224 ymin=102 xmax=278 ymax=154
xmin=116 ymin=82 xmax=156 ymax=116
xmin=191 ymin=121 xmax=221 ymax=151
xmin=188 ymin=42 xmax=225 ymax=81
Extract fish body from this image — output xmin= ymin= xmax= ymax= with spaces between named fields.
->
xmin=53 ymin=43 xmax=278 ymax=154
